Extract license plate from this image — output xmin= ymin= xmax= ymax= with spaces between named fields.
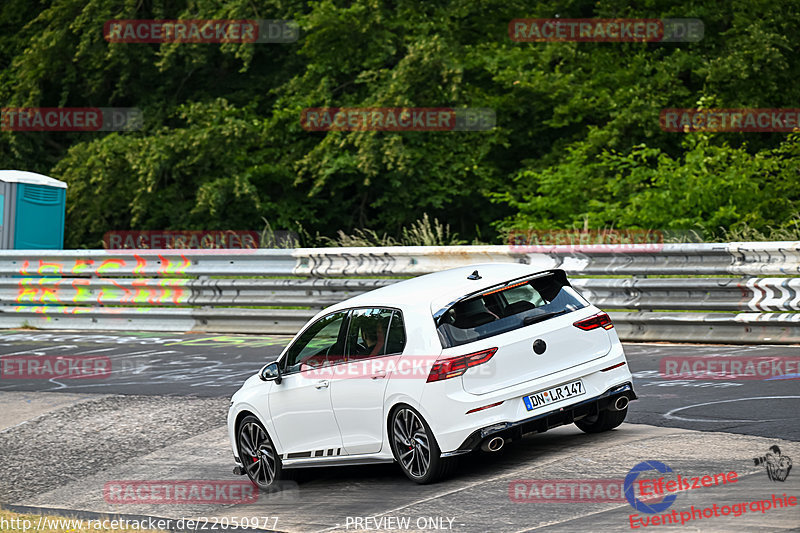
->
xmin=523 ymin=379 xmax=585 ymax=412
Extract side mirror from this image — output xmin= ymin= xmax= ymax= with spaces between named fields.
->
xmin=259 ymin=362 xmax=282 ymax=384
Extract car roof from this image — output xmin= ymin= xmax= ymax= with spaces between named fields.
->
xmin=324 ymin=262 xmax=548 ymax=315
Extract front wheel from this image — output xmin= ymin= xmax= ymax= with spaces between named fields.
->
xmin=237 ymin=415 xmax=286 ymax=490
xmin=389 ymin=406 xmax=456 ymax=484
xmin=575 ymin=407 xmax=627 ymax=433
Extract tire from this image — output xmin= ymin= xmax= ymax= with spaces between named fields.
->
xmin=237 ymin=415 xmax=290 ymax=490
xmin=575 ymin=406 xmax=628 ymax=434
xmin=389 ymin=406 xmax=457 ymax=484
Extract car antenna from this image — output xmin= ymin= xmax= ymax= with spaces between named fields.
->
xmin=467 ymin=270 xmax=482 ymax=280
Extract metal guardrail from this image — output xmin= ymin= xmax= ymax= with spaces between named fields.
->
xmin=573 ymin=277 xmax=800 ymax=312
xmin=295 ymin=242 xmax=800 ymax=277
xmin=0 ymin=248 xmax=297 ymax=277
xmin=1 ymin=242 xmax=799 ymax=343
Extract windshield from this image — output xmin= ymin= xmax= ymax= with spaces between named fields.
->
xmin=436 ymin=272 xmax=589 ymax=348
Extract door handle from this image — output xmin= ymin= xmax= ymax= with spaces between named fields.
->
xmin=315 ymin=380 xmax=329 ymax=389
xmin=371 ymin=371 xmax=387 ymax=380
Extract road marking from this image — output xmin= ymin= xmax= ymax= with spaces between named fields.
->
xmin=511 ymin=503 xmax=631 ymax=532
xmin=0 ymin=345 xmax=78 ymax=356
xmin=312 ymin=429 xmax=692 ymax=532
xmin=311 ymin=455 xmax=570 ymax=533
xmin=0 ymin=420 xmax=29 ymax=434
xmin=663 ymin=396 xmax=800 ymax=423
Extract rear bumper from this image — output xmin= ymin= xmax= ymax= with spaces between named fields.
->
xmin=442 ymin=382 xmax=637 ymax=457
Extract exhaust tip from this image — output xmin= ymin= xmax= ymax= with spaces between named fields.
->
xmin=614 ymin=396 xmax=629 ymax=411
xmin=481 ymin=436 xmax=505 ymax=453
xmin=233 ymin=465 xmax=245 ymax=476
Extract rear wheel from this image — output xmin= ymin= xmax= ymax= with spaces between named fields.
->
xmin=575 ymin=407 xmax=627 ymax=433
xmin=389 ymin=406 xmax=456 ymax=484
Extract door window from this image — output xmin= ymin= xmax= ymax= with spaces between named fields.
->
xmin=344 ymin=308 xmax=406 ymax=360
xmin=385 ymin=311 xmax=406 ymax=355
xmin=345 ymin=308 xmax=393 ymax=360
xmin=283 ymin=311 xmax=347 ymax=373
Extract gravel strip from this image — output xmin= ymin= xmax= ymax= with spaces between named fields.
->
xmin=0 ymin=394 xmax=228 ymax=504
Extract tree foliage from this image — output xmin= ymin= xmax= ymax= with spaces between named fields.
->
xmin=0 ymin=0 xmax=798 ymax=247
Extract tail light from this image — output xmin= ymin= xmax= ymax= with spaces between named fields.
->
xmin=573 ymin=312 xmax=614 ymax=331
xmin=426 ymin=347 xmax=498 ymax=383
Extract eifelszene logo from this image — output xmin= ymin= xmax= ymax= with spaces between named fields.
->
xmin=625 ymin=460 xmax=741 ymax=527
xmin=624 ymin=461 xmax=678 ymax=514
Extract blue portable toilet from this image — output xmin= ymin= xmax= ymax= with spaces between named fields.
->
xmin=0 ymin=170 xmax=67 ymax=249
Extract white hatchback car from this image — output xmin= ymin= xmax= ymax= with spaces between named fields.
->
xmin=228 ymin=263 xmax=636 ymax=486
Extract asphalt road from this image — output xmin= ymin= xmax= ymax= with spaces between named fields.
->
xmin=0 ymin=330 xmax=797 ymax=440
xmin=1 ymin=330 xmax=798 ymax=532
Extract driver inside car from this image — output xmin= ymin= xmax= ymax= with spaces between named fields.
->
xmin=354 ymin=319 xmax=386 ymax=358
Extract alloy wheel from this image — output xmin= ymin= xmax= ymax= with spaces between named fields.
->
xmin=392 ymin=408 xmax=431 ymax=478
xmin=238 ymin=420 xmax=277 ymax=488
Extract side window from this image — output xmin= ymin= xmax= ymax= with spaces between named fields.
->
xmin=283 ymin=311 xmax=347 ymax=373
xmin=345 ymin=308 xmax=394 ymax=360
xmin=385 ymin=311 xmax=406 ymax=355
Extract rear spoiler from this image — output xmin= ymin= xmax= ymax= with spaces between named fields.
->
xmin=432 ymin=269 xmax=571 ymax=327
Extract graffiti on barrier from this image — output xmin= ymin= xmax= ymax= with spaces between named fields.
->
xmin=16 ymin=255 xmax=191 ymax=277
xmin=12 ymin=255 xmax=192 ymax=314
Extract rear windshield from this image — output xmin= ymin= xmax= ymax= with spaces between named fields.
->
xmin=436 ymin=273 xmax=589 ymax=348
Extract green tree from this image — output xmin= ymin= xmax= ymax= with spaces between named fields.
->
xmin=0 ymin=0 xmax=798 ymax=247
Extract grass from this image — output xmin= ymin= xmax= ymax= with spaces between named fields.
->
xmin=716 ymin=218 xmax=800 ymax=242
xmin=276 ymin=214 xmax=469 ymax=248
xmin=272 ymin=213 xmax=800 ymax=248
xmin=0 ymin=510 xmax=167 ymax=533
